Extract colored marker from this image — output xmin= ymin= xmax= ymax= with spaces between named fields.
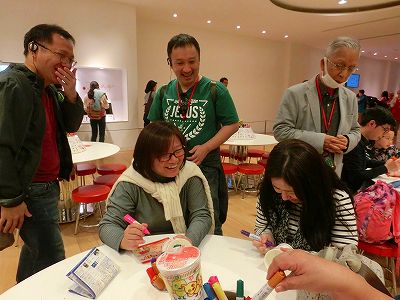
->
xmin=240 ymin=230 xmax=274 ymax=247
xmin=208 ymin=276 xmax=228 ymax=300
xmin=252 ymin=271 xmax=286 ymax=300
xmin=203 ymin=282 xmax=217 ymax=300
xmin=123 ymin=214 xmax=151 ymax=235
xmin=236 ymin=279 xmax=244 ymax=300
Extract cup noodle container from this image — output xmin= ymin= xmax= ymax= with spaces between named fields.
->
xmin=264 ymin=243 xmax=293 ymax=269
xmin=156 ymin=246 xmax=203 ymax=300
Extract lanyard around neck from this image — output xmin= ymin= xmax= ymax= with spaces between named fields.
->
xmin=176 ymin=79 xmax=199 ymax=120
xmin=315 ymin=75 xmax=337 ymax=133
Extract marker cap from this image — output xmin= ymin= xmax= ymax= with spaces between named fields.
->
xmin=268 ymin=270 xmax=286 ymax=288
xmin=236 ymin=279 xmax=244 ymax=297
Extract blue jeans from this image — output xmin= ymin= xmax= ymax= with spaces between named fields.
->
xmin=17 ymin=181 xmax=65 ymax=282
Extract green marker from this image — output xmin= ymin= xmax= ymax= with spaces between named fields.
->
xmin=236 ymin=279 xmax=244 ymax=300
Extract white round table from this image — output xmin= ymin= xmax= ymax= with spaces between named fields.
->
xmin=72 ymin=142 xmax=121 ymax=164
xmin=0 ymin=235 xmax=296 ymax=300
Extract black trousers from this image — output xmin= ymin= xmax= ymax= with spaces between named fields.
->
xmin=90 ymin=117 xmax=106 ymax=142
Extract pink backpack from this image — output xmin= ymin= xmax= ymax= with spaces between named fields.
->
xmin=354 ymin=180 xmax=400 ymax=244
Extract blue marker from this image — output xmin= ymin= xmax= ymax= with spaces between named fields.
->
xmin=203 ymin=282 xmax=217 ymax=300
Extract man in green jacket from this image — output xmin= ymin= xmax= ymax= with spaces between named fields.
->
xmin=0 ymin=24 xmax=84 ymax=282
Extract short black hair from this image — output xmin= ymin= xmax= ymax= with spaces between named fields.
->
xmin=220 ymin=77 xmax=228 ymax=82
xmin=359 ymin=89 xmax=365 ymax=94
xmin=167 ymin=34 xmax=200 ymax=59
xmin=23 ymin=24 xmax=75 ymax=56
xmin=133 ymin=121 xmax=187 ymax=181
xmin=360 ymin=107 xmax=396 ymax=128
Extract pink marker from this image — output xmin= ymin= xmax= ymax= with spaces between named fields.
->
xmin=123 ymin=214 xmax=151 ymax=235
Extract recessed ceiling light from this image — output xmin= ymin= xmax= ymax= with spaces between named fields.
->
xmin=338 ymin=0 xmax=347 ymax=4
xmin=384 ymin=55 xmax=388 ymax=58
xmin=173 ymin=13 xmax=178 ymax=18
xmin=236 ymin=25 xmax=241 ymax=29
xmin=284 ymin=35 xmax=289 ymax=38
xmin=361 ymin=50 xmax=365 ymax=53
xmin=207 ymin=20 xmax=211 ymax=24
xmin=261 ymin=30 xmax=267 ymax=34
xmin=373 ymin=52 xmax=378 ymax=56
xmin=395 ymin=57 xmax=399 ymax=60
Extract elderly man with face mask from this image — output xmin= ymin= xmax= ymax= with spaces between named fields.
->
xmin=273 ymin=37 xmax=361 ymax=176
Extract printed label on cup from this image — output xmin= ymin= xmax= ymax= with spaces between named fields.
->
xmin=156 ymin=246 xmax=203 ymax=300
xmin=264 ymin=243 xmax=293 ymax=269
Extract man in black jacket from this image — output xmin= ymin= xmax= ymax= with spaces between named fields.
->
xmin=0 ymin=24 xmax=83 ymax=282
xmin=342 ymin=107 xmax=400 ymax=193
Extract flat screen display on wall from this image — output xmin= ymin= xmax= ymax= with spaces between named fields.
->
xmin=345 ymin=73 xmax=360 ymax=88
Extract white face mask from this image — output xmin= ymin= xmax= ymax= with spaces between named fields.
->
xmin=320 ymin=57 xmax=347 ymax=89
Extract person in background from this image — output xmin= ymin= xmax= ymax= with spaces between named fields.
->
xmin=148 ymin=34 xmax=239 ymax=235
xmin=342 ymin=107 xmax=400 ymax=193
xmin=390 ymin=89 xmax=400 ymax=142
xmin=366 ymin=130 xmax=400 ymax=162
xmin=379 ymin=90 xmax=390 ymax=108
xmin=84 ymin=81 xmax=109 ymax=142
xmin=219 ymin=77 xmax=228 ymax=87
xmin=273 ymin=37 xmax=361 ymax=176
xmin=143 ymin=80 xmax=157 ymax=127
xmin=99 ymin=121 xmax=213 ymax=250
xmin=357 ymin=89 xmax=367 ymax=123
xmin=252 ymin=139 xmax=358 ymax=254
xmin=267 ymin=249 xmax=392 ymax=300
xmin=0 ymin=24 xmax=84 ymax=282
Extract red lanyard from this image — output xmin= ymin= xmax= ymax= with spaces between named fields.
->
xmin=315 ymin=75 xmax=337 ymax=133
xmin=176 ymin=79 xmax=199 ymax=120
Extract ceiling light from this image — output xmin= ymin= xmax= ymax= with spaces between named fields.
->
xmin=361 ymin=50 xmax=365 ymax=53
xmin=261 ymin=30 xmax=267 ymax=34
xmin=173 ymin=13 xmax=178 ymax=18
xmin=236 ymin=25 xmax=241 ymax=29
xmin=207 ymin=20 xmax=211 ymax=24
xmin=373 ymin=52 xmax=378 ymax=56
xmin=338 ymin=0 xmax=347 ymax=4
xmin=284 ymin=35 xmax=289 ymax=38
xmin=395 ymin=57 xmax=399 ymax=60
xmin=384 ymin=55 xmax=388 ymax=58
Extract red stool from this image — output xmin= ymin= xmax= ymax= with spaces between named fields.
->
xmin=262 ymin=152 xmax=270 ymax=159
xmin=247 ymin=149 xmax=266 ymax=163
xmin=358 ymin=241 xmax=398 ymax=294
xmin=75 ymin=163 xmax=96 ymax=185
xmin=220 ymin=148 xmax=230 ymax=162
xmin=97 ymin=163 xmax=127 ymax=175
xmin=93 ymin=174 xmax=120 ymax=189
xmin=72 ymin=185 xmax=110 ymax=234
xmin=222 ymin=163 xmax=238 ymax=191
xmin=237 ymin=163 xmax=265 ymax=198
xmin=257 ymin=159 xmax=268 ymax=168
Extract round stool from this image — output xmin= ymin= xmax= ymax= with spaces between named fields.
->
xmin=237 ymin=163 xmax=265 ymax=198
xmin=97 ymin=163 xmax=127 ymax=175
xmin=93 ymin=174 xmax=120 ymax=189
xmin=75 ymin=163 xmax=96 ymax=185
xmin=220 ymin=148 xmax=230 ymax=162
xmin=262 ymin=152 xmax=270 ymax=159
xmin=247 ymin=149 xmax=266 ymax=163
xmin=72 ymin=185 xmax=110 ymax=234
xmin=257 ymin=159 xmax=268 ymax=168
xmin=222 ymin=163 xmax=238 ymax=191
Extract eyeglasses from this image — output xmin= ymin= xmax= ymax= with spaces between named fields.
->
xmin=36 ymin=42 xmax=77 ymax=68
xmin=158 ymin=147 xmax=185 ymax=162
xmin=326 ymin=57 xmax=358 ymax=73
xmin=380 ymin=125 xmax=391 ymax=133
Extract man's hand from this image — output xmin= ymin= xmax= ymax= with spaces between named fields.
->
xmin=55 ymin=67 xmax=77 ymax=102
xmin=0 ymin=203 xmax=32 ymax=233
xmin=188 ymin=144 xmax=211 ymax=165
xmin=323 ymin=135 xmax=348 ymax=154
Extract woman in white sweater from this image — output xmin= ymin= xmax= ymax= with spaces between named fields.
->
xmin=253 ymin=139 xmax=358 ymax=253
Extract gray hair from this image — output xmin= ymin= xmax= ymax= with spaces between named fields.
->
xmin=325 ymin=37 xmax=361 ymax=57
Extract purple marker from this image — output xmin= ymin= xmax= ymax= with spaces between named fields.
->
xmin=124 ymin=214 xmax=151 ymax=235
xmin=240 ymin=230 xmax=274 ymax=247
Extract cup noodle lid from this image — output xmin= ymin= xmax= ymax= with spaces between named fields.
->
xmin=156 ymin=246 xmax=200 ymax=275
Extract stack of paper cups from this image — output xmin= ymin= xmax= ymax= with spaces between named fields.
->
xmin=156 ymin=246 xmax=203 ymax=300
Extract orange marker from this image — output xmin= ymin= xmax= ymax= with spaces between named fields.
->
xmin=252 ymin=271 xmax=286 ymax=300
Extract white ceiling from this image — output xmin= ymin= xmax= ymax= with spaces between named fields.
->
xmin=113 ymin=0 xmax=400 ymax=62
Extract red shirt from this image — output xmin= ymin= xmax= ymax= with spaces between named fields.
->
xmin=32 ymin=92 xmax=60 ymax=182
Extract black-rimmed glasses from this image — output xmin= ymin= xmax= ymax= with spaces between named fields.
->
xmin=158 ymin=148 xmax=185 ymax=162
xmin=326 ymin=57 xmax=358 ymax=73
xmin=36 ymin=41 xmax=77 ymax=68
